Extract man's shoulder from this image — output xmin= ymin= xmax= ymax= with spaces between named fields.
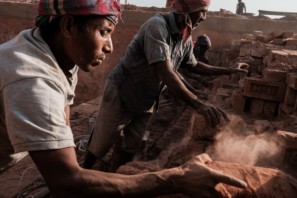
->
xmin=147 ymin=13 xmax=168 ymax=25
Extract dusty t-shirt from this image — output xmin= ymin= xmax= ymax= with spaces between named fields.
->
xmin=0 ymin=28 xmax=78 ymax=172
xmin=109 ymin=12 xmax=197 ymax=113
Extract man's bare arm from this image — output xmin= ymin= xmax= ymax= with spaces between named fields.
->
xmin=29 ymin=147 xmax=176 ymax=197
xmin=187 ymin=61 xmax=248 ymax=76
xmin=29 ymin=148 xmax=246 ymax=197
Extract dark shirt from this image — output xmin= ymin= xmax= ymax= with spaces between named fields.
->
xmin=109 ymin=12 xmax=197 ymax=113
xmin=236 ymin=2 xmax=246 ymax=15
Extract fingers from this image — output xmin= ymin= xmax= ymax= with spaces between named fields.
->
xmin=215 ymin=184 xmax=232 ymax=198
xmin=205 ymin=106 xmax=229 ymax=128
xmin=212 ymin=170 xmax=247 ymax=189
xmin=195 ymin=102 xmax=229 ymax=128
xmin=193 ymin=153 xmax=212 ymax=164
xmin=207 ymin=107 xmax=220 ymax=127
xmin=216 ymin=107 xmax=230 ymax=122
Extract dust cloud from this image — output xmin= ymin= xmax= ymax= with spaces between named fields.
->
xmin=207 ymin=115 xmax=284 ymax=166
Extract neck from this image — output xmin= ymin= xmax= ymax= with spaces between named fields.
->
xmin=173 ymin=12 xmax=187 ymax=33
xmin=42 ymin=32 xmax=75 ymax=75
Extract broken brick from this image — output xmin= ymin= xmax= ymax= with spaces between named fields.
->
xmin=285 ymin=39 xmax=297 ymax=46
xmin=262 ymin=68 xmax=287 ymax=82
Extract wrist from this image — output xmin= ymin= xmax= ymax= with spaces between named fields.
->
xmin=166 ymin=167 xmax=184 ymax=194
xmin=190 ymin=97 xmax=202 ymax=109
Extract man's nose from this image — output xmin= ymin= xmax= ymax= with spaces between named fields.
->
xmin=103 ymin=35 xmax=113 ymax=54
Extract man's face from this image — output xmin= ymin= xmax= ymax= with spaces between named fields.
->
xmin=189 ymin=9 xmax=207 ymax=29
xmin=67 ymin=16 xmax=115 ymax=72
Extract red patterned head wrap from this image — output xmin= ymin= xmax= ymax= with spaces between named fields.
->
xmin=173 ymin=0 xmax=211 ymax=13
xmin=36 ymin=0 xmax=121 ymax=26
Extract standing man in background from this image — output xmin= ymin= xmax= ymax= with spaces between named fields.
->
xmin=236 ymin=0 xmax=246 ymax=15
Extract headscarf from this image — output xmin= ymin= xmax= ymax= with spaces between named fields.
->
xmin=35 ymin=0 xmax=121 ymax=27
xmin=172 ymin=0 xmax=211 ymax=13
xmin=172 ymin=0 xmax=211 ymax=43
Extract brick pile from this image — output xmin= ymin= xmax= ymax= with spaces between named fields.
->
xmin=216 ymin=31 xmax=297 ymax=118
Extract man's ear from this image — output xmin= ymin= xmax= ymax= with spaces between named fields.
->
xmin=59 ymin=15 xmax=75 ymax=38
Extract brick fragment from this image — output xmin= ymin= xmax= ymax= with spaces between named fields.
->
xmin=262 ymin=68 xmax=287 ymax=82
xmin=272 ymin=38 xmax=285 ymax=45
xmin=285 ymin=39 xmax=297 ymax=46
xmin=192 ymin=114 xmax=216 ymax=140
xmin=272 ymin=31 xmax=284 ymax=38
xmin=282 ymin=32 xmax=295 ymax=39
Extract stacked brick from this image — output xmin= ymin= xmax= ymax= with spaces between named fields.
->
xmin=218 ymin=31 xmax=297 ymax=118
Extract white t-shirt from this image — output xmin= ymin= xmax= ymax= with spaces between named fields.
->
xmin=0 ymin=28 xmax=78 ymax=172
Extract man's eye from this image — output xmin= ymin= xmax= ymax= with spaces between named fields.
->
xmin=100 ymin=30 xmax=108 ymax=37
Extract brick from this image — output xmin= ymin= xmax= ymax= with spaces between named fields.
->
xmin=250 ymin=43 xmax=266 ymax=58
xmin=242 ymin=33 xmax=254 ymax=40
xmin=285 ymin=39 xmax=297 ymax=46
xmin=243 ymin=77 xmax=286 ymax=102
xmin=276 ymin=130 xmax=297 ymax=149
xmin=262 ymin=68 xmax=287 ymax=82
xmin=232 ymin=93 xmax=246 ymax=112
xmin=266 ymin=50 xmax=297 ymax=71
xmin=253 ymin=31 xmax=263 ymax=36
xmin=221 ymin=82 xmax=240 ymax=90
xmin=255 ymin=35 xmax=265 ymax=42
xmin=239 ymin=44 xmax=251 ymax=57
xmin=272 ymin=38 xmax=285 ymax=45
xmin=278 ymin=103 xmax=295 ymax=118
xmin=249 ymin=99 xmax=264 ymax=115
xmin=263 ymin=34 xmax=274 ymax=43
xmin=240 ymin=39 xmax=252 ymax=45
xmin=284 ymin=87 xmax=297 ymax=105
xmin=263 ymin=101 xmax=277 ymax=117
xmin=282 ymin=32 xmax=295 ymax=39
xmin=286 ymin=73 xmax=297 ymax=90
xmin=216 ymin=88 xmax=232 ymax=98
xmin=238 ymin=79 xmax=245 ymax=88
xmin=191 ymin=114 xmax=216 ymax=140
xmin=272 ymin=31 xmax=284 ymax=38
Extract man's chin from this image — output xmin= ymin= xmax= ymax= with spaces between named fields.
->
xmin=87 ymin=64 xmax=100 ymax=72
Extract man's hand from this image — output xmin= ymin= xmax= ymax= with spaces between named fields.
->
xmin=192 ymin=99 xmax=229 ymax=128
xmin=231 ymin=62 xmax=249 ymax=74
xmin=176 ymin=154 xmax=247 ymax=198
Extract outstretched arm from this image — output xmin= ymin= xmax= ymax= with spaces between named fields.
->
xmin=175 ymin=71 xmax=208 ymax=99
xmin=187 ymin=61 xmax=248 ymax=76
xmin=29 ymin=148 xmax=246 ymax=197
